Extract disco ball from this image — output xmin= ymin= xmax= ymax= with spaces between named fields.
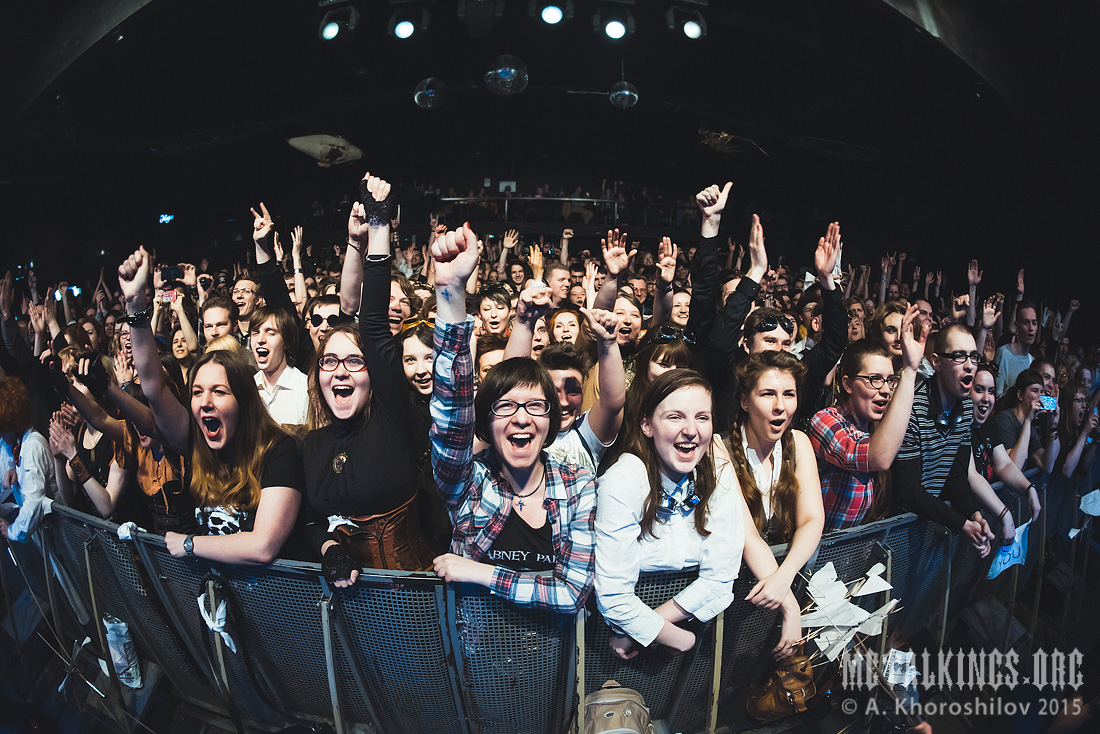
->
xmin=609 ymin=80 xmax=638 ymax=109
xmin=484 ymin=55 xmax=528 ymax=96
xmin=414 ymin=77 xmax=447 ymax=109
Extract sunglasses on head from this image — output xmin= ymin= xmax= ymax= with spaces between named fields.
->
xmin=309 ymin=312 xmax=356 ymax=328
xmin=650 ymin=324 xmax=696 ymax=347
xmin=750 ymin=313 xmax=796 ymax=336
xmin=400 ymin=318 xmax=436 ymax=333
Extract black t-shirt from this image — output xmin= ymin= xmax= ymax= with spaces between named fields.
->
xmin=971 ymin=421 xmax=999 ymax=483
xmin=198 ymin=434 xmax=305 ymax=535
xmin=485 ymin=511 xmax=556 ymax=572
xmin=989 ymin=410 xmax=1041 ymax=467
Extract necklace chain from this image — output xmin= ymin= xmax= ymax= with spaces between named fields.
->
xmin=510 ymin=469 xmax=546 ymax=510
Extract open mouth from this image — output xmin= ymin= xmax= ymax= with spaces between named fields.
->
xmin=769 ymin=418 xmax=787 ymax=430
xmin=872 ymin=399 xmax=890 ymax=410
xmin=960 ymin=374 xmax=974 ymax=387
xmin=674 ymin=442 xmax=698 ymax=458
xmin=508 ymin=433 xmax=534 ymax=450
xmin=255 ymin=347 xmax=269 ymax=359
xmin=331 ymin=385 xmax=354 ymax=399
xmin=413 ymin=375 xmax=432 ymax=389
xmin=201 ymin=416 xmax=222 ymax=439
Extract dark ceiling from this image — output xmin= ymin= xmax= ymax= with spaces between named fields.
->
xmin=0 ymin=0 xmax=1097 ymax=338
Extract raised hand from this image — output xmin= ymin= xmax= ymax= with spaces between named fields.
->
xmin=429 ymin=212 xmax=439 ymax=230
xmin=814 ymin=221 xmax=841 ymax=286
xmin=899 ymin=303 xmax=930 ymax=372
xmin=251 ymin=202 xmax=275 ymax=245
xmin=583 ymin=260 xmax=598 ymax=289
xmin=897 ymin=252 xmax=907 ymax=263
xmin=979 ymin=296 xmax=1000 ymax=330
xmin=431 ymin=224 xmax=481 ymax=287
xmin=888 ymin=252 xmax=897 ymax=267
xmin=746 ymin=214 xmax=768 ymax=280
xmin=656 ymin=236 xmax=678 ymax=285
xmin=695 ymin=181 xmax=732 ymax=219
xmin=28 ymin=303 xmax=46 ymax=334
xmin=347 ymin=201 xmax=369 ymax=244
xmin=181 ymin=263 xmax=197 ymax=287
xmin=291 ymin=225 xmax=303 ymax=262
xmin=912 ymin=265 xmax=921 ymax=281
xmin=118 ymin=246 xmax=152 ymax=312
xmin=112 ymin=350 xmax=134 ymax=386
xmin=925 ymin=271 xmax=935 ymax=286
xmin=49 ymin=415 xmax=77 ymax=460
xmin=935 ymin=270 xmax=943 ymax=287
xmin=273 ymin=231 xmax=285 ymax=263
xmin=581 ymin=307 xmax=622 ymax=344
xmin=1016 ymin=268 xmax=1025 ymax=294
xmin=527 ymin=244 xmax=544 ymax=281
xmin=561 ymin=228 xmax=574 ymax=241
xmin=1069 ymin=298 xmax=1081 ymax=312
xmin=967 ymin=259 xmax=983 ymax=287
xmin=881 ymin=255 xmax=891 ymax=273
xmin=601 ymin=228 xmax=636 ymax=276
xmin=502 ymin=229 xmax=519 ymax=250
xmin=515 ymin=283 xmax=553 ymax=325
xmin=951 ymin=293 xmax=970 ymax=321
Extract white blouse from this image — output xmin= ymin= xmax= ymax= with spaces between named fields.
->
xmin=742 ymin=427 xmax=782 ymax=519
xmin=594 ymin=453 xmax=744 ymax=647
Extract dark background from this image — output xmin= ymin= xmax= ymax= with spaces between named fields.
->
xmin=0 ymin=0 xmax=1096 ymax=340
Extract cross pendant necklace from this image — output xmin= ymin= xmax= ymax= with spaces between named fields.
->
xmin=512 ymin=470 xmax=545 ymax=511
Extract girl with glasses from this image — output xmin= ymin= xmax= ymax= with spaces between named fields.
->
xmin=595 ymin=370 xmax=745 ymax=659
xmin=429 ymin=224 xmax=596 ymax=613
xmin=302 ymin=175 xmax=436 ymax=585
xmin=809 ymin=305 xmax=927 ymax=532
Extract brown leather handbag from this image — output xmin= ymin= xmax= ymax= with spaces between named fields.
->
xmin=746 ymin=646 xmax=816 ymax=721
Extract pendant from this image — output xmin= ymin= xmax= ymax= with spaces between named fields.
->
xmin=517 ymin=498 xmax=525 ymax=511
xmin=333 ymin=453 xmax=347 ymax=474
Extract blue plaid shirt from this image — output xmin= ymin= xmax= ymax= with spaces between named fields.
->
xmin=430 ymin=319 xmax=596 ymax=614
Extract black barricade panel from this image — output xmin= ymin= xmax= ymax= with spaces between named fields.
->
xmin=338 ymin=573 xmax=466 ymax=733
xmin=584 ymin=567 xmax=697 ymax=721
xmin=215 ymin=563 xmax=332 ymax=722
xmin=883 ymin=519 xmax=948 ymax=642
xmin=88 ymin=523 xmax=217 ymax=704
xmin=48 ymin=509 xmax=94 ymax=613
xmin=453 ymin=583 xmax=575 ymax=734
xmin=717 ymin=566 xmax=783 ymax=728
xmin=145 ymin=544 xmax=287 ymax=727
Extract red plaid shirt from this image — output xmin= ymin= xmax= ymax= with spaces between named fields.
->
xmin=809 ymin=406 xmax=875 ymax=532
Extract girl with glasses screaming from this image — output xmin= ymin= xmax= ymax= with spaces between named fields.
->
xmin=429 ymin=224 xmax=596 ymax=614
xmin=809 ymin=304 xmax=928 ymax=532
xmin=302 ymin=173 xmax=436 ymax=586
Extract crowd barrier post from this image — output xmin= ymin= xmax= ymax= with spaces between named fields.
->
xmin=82 ymin=534 xmax=131 ymax=728
xmin=318 ymin=590 xmax=346 ymax=734
xmin=1028 ymin=481 xmax=1048 ymax=654
xmin=574 ymin=610 xmax=585 ymax=734
xmin=706 ymin=610 xmax=724 ymax=734
xmin=936 ymin=525 xmax=952 ymax=649
xmin=0 ymin=536 xmax=30 ymax=686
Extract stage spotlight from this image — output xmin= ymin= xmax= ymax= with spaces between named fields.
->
xmin=529 ymin=1 xmax=573 ymax=24
xmin=665 ymin=4 xmax=707 ymax=40
xmin=609 ymin=80 xmax=638 ymax=109
xmin=318 ymin=5 xmax=358 ymax=42
xmin=388 ymin=7 xmax=430 ymax=40
xmin=592 ymin=8 xmax=635 ymax=40
xmin=484 ymin=55 xmax=528 ymax=96
xmin=414 ymin=77 xmax=447 ymax=109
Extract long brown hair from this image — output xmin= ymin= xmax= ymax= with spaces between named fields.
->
xmin=188 ymin=349 xmax=289 ymax=512
xmin=307 ymin=323 xmax=366 ymax=431
xmin=625 ymin=370 xmax=718 ymax=540
xmin=728 ymin=351 xmax=805 ymax=543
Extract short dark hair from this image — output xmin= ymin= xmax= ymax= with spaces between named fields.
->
xmin=303 ymin=294 xmax=340 ymax=320
xmin=933 ymin=322 xmax=974 ymax=355
xmin=475 ymin=334 xmax=509 ymax=373
xmin=474 ymin=357 xmax=561 ymax=445
xmin=248 ymin=305 xmax=300 ymax=367
xmin=201 ymin=294 xmax=239 ymax=325
xmin=539 ymin=342 xmax=591 ymax=379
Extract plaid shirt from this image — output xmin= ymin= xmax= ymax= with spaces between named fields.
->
xmin=809 ymin=406 xmax=874 ymax=532
xmin=430 ymin=319 xmax=596 ymax=614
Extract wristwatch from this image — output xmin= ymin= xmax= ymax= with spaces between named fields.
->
xmin=183 ymin=535 xmax=195 ymax=556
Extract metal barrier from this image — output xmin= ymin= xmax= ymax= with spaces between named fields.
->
xmin=12 ymin=467 xmax=1089 ymax=734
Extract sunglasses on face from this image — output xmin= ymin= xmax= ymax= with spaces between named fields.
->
xmin=310 ymin=312 xmax=356 ymax=328
xmin=750 ymin=313 xmax=796 ymax=336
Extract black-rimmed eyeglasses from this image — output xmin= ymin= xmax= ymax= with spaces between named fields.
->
xmin=490 ymin=399 xmax=552 ymax=417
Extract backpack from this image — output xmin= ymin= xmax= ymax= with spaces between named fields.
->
xmin=583 ymin=680 xmax=655 ymax=734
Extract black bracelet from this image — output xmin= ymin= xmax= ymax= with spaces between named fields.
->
xmin=125 ymin=304 xmax=154 ymax=325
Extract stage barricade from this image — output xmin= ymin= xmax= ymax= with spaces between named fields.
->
xmin=28 ymin=472 xmax=1086 ymax=734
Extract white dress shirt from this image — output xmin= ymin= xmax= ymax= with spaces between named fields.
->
xmin=1 ymin=430 xmax=57 ymax=542
xmin=254 ymin=365 xmax=309 ymax=426
xmin=595 ymin=453 xmax=744 ymax=647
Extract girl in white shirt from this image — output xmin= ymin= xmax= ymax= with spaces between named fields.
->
xmin=595 ymin=370 xmax=744 ymax=659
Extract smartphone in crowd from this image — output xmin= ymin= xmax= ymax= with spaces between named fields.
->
xmin=1039 ymin=395 xmax=1058 ymax=412
xmin=160 ymin=289 xmax=178 ymax=303
xmin=161 ymin=265 xmax=184 ymax=282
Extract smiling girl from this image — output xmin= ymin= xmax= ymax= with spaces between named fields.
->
xmin=429 ymin=224 xmax=596 ymax=614
xmin=595 ymin=370 xmax=743 ymax=659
